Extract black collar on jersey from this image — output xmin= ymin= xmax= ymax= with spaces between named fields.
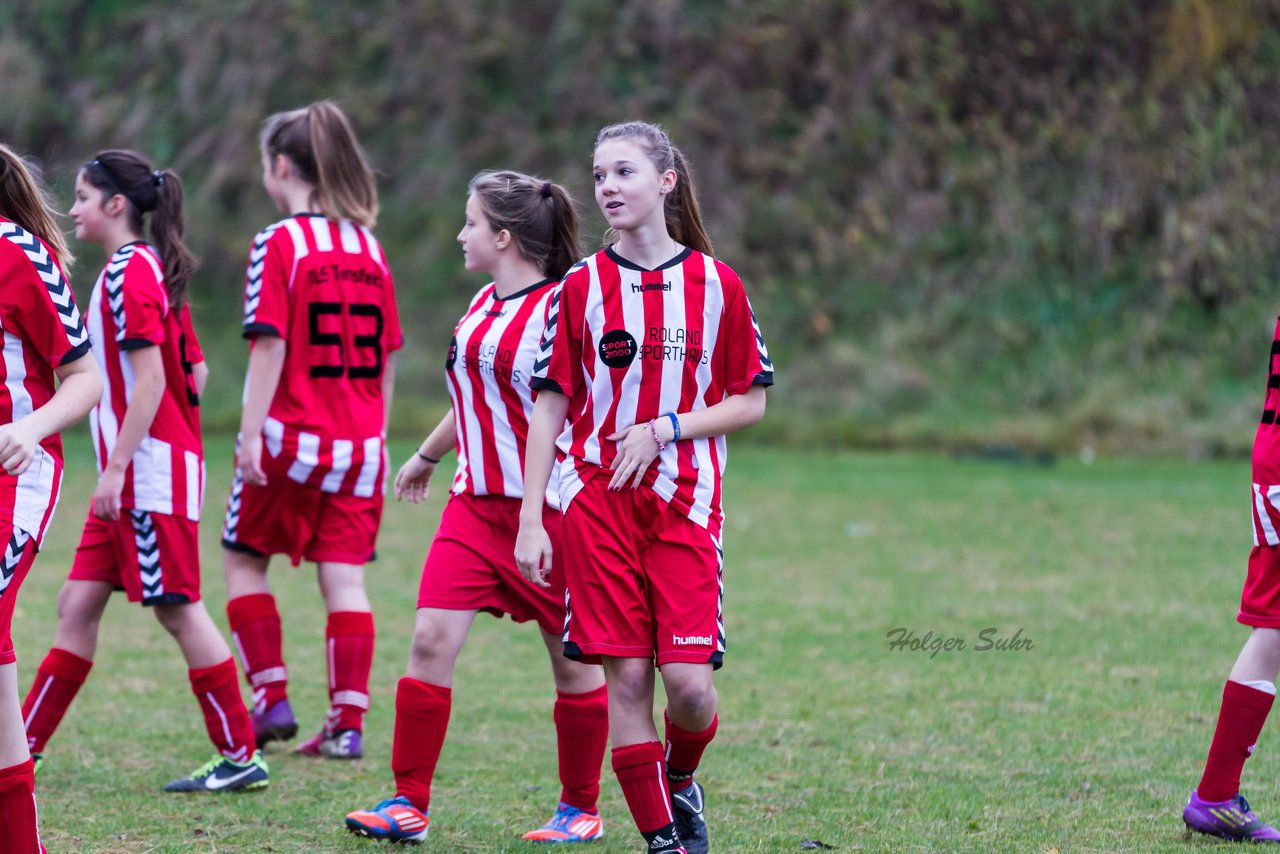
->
xmin=493 ymin=278 xmax=555 ymax=302
xmin=292 ymin=212 xmax=328 ymax=219
xmin=605 ymin=244 xmax=692 ymax=272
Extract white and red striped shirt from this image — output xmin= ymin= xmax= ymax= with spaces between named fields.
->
xmin=87 ymin=243 xmax=205 ymax=520
xmin=0 ymin=218 xmax=91 ymax=545
xmin=532 ymin=246 xmax=773 ymax=536
xmin=445 ymin=279 xmax=560 ymax=507
xmin=241 ymin=215 xmax=403 ymax=496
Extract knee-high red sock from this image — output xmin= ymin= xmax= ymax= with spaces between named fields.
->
xmin=664 ymin=711 xmax=718 ymax=792
xmin=1199 ymin=680 xmax=1276 ymax=801
xmin=554 ymin=684 xmax=608 ymax=811
xmin=612 ymin=741 xmax=676 ymax=840
xmin=190 ymin=658 xmax=258 ymax=762
xmin=326 ymin=611 xmax=375 ymax=733
xmin=22 ymin=647 xmax=93 ymax=754
xmin=0 ymin=759 xmax=45 ymax=854
xmin=226 ymin=594 xmax=287 ymax=714
xmin=391 ymin=677 xmax=451 ymax=812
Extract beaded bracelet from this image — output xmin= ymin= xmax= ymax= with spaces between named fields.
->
xmin=417 ymin=451 xmax=441 ymax=464
xmin=664 ymin=411 xmax=681 ymax=441
xmin=647 ymin=419 xmax=668 ymax=452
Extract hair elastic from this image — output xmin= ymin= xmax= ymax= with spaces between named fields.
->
xmin=417 ymin=451 xmax=440 ymax=464
xmin=153 ymin=170 xmax=165 ymax=187
xmin=540 ymin=181 xmax=552 ymax=198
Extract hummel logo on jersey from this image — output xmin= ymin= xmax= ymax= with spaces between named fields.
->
xmin=484 ymin=308 xmax=506 ymax=318
xmin=631 ymin=281 xmax=671 ymax=293
xmin=673 ymin=634 xmax=713 ymax=646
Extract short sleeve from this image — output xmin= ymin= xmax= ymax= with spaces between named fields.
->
xmin=242 ymin=228 xmax=289 ymax=339
xmin=719 ymin=269 xmax=774 ymax=396
xmin=530 ymin=273 xmax=582 ymax=399
xmin=117 ymin=257 xmax=167 ymax=350
xmin=3 ymin=240 xmax=90 ymax=367
xmin=381 ymin=265 xmax=404 ymax=355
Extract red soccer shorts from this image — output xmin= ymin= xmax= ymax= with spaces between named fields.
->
xmin=0 ymin=520 xmax=41 ymax=665
xmin=1239 ymin=545 xmax=1280 ymax=627
xmin=418 ymin=493 xmax=566 ymax=636
xmin=221 ymin=470 xmax=383 ymax=567
xmin=69 ymin=507 xmax=201 ymax=605
xmin=559 ymin=473 xmax=724 ymax=668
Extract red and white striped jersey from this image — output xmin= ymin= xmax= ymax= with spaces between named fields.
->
xmin=241 ymin=214 xmax=403 ymax=496
xmin=531 ymin=246 xmax=773 ymax=536
xmin=0 ymin=218 xmax=91 ymax=544
xmin=1251 ymin=315 xmax=1280 ymax=544
xmin=444 ymin=279 xmax=560 ymax=507
xmin=86 ymin=242 xmax=206 ymax=520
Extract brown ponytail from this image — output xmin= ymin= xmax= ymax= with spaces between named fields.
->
xmin=592 ymin=121 xmax=715 ymax=257
xmin=82 ymin=150 xmax=198 ymax=309
xmin=0 ymin=144 xmax=74 ymax=270
xmin=261 ymin=100 xmax=378 ymax=228
xmin=469 ymin=170 xmax=581 ymax=280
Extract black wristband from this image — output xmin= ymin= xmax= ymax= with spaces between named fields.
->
xmin=417 ymin=451 xmax=441 ymax=464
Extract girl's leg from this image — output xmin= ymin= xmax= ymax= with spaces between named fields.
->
xmin=308 ymin=561 xmax=374 ymax=757
xmin=1195 ymin=627 xmax=1280 ymax=802
xmin=22 ymin=580 xmax=112 ymax=756
xmin=541 ymin=631 xmax=607 ymax=813
xmin=153 ymin=602 xmax=256 ymax=764
xmin=0 ymin=663 xmax=44 ymax=853
xmin=222 ymin=548 xmax=292 ymax=737
xmin=658 ymin=661 xmax=718 ymax=787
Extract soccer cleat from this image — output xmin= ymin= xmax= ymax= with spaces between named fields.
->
xmin=164 ymin=751 xmax=269 ymax=793
xmin=252 ymin=699 xmax=298 ymax=746
xmin=1183 ymin=790 xmax=1280 ymax=842
xmin=671 ymin=781 xmax=707 ymax=854
xmin=31 ymin=754 xmax=42 ymax=778
xmin=345 ymin=796 xmax=429 ymax=844
xmin=297 ymin=727 xmax=364 ymax=759
xmin=521 ymin=802 xmax=604 ymax=843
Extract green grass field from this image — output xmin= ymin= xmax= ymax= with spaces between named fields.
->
xmin=9 ymin=434 xmax=1270 ymax=852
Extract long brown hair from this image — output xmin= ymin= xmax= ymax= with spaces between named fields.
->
xmin=593 ymin=121 xmax=714 ymax=257
xmin=261 ymin=100 xmax=378 ymax=228
xmin=0 ymin=144 xmax=74 ymax=270
xmin=82 ymin=149 xmax=198 ymax=308
xmin=468 ymin=170 xmax=580 ymax=280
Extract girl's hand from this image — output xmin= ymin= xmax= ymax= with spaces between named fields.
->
xmin=236 ymin=433 xmax=267 ymax=486
xmin=395 ymin=454 xmax=436 ymax=503
xmin=0 ymin=418 xmax=40 ymax=476
xmin=606 ymin=422 xmax=663 ymax=490
xmin=91 ymin=466 xmax=126 ymax=520
xmin=515 ymin=522 xmax=554 ymax=589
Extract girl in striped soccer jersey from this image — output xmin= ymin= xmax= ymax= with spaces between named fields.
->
xmin=221 ymin=101 xmax=402 ymax=761
xmin=516 ymin=122 xmax=774 ymax=854
xmin=21 ymin=149 xmax=267 ymax=794
xmin=0 ymin=144 xmax=102 ymax=851
xmin=344 ymin=172 xmax=608 ymax=845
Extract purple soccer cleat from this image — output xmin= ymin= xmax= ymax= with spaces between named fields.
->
xmin=297 ymin=728 xmax=364 ymax=759
xmin=252 ymin=699 xmax=298 ymax=747
xmin=1184 ymin=791 xmax=1280 ymax=842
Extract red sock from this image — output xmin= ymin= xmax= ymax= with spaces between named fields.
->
xmin=612 ymin=741 xmax=675 ymax=835
xmin=664 ymin=711 xmax=718 ymax=792
xmin=190 ymin=658 xmax=258 ymax=762
xmin=0 ymin=759 xmax=44 ymax=854
xmin=22 ymin=647 xmax=93 ymax=754
xmin=554 ymin=684 xmax=608 ymax=811
xmin=1199 ymin=680 xmax=1276 ymax=801
xmin=326 ymin=611 xmax=375 ymax=733
xmin=226 ymin=594 xmax=287 ymax=714
xmin=391 ymin=677 xmax=451 ymax=812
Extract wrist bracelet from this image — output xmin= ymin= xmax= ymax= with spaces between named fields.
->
xmin=664 ymin=411 xmax=681 ymax=442
xmin=647 ymin=419 xmax=668 ymax=452
xmin=417 ymin=451 xmax=440 ymax=464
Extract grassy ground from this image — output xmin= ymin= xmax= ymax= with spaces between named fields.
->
xmin=9 ymin=434 xmax=1271 ymax=851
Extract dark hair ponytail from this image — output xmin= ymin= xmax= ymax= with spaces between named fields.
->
xmin=261 ymin=100 xmax=378 ymax=228
xmin=0 ymin=144 xmax=74 ymax=270
xmin=593 ymin=121 xmax=715 ymax=257
xmin=82 ymin=149 xmax=197 ymax=308
xmin=468 ymin=170 xmax=581 ymax=280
